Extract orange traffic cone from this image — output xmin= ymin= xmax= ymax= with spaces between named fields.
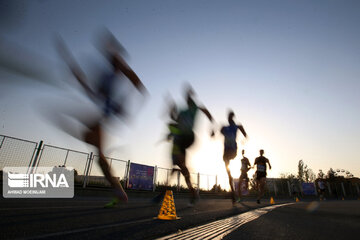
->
xmin=270 ymin=197 xmax=275 ymax=204
xmin=156 ymin=190 xmax=180 ymax=220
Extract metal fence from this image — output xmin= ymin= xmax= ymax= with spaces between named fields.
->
xmin=1 ymin=134 xmax=359 ymax=197
xmin=0 ymin=135 xmax=38 ymax=169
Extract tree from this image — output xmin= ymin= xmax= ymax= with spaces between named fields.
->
xmin=297 ymin=160 xmax=304 ymax=182
xmin=327 ymin=168 xmax=336 ymax=179
xmin=304 ymin=164 xmax=309 ymax=182
xmin=317 ymin=169 xmax=325 ymax=179
xmin=280 ymin=173 xmax=296 ymax=180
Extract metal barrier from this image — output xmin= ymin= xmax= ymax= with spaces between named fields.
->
xmin=1 ymin=134 xmax=359 ymax=197
xmin=0 ymin=135 xmax=38 ymax=169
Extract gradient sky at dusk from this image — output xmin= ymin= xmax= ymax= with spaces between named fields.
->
xmin=1 ymin=0 xmax=359 ymax=182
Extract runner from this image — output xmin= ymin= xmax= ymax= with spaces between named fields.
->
xmin=220 ymin=110 xmax=247 ymax=204
xmin=56 ymin=31 xmax=147 ymax=208
xmin=167 ymin=85 xmax=215 ymax=205
xmin=254 ymin=149 xmax=271 ymax=204
xmin=317 ymin=178 xmax=326 ymax=201
xmin=237 ymin=149 xmax=251 ymax=201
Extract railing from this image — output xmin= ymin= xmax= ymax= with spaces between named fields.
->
xmin=1 ymin=134 xmax=359 ymax=198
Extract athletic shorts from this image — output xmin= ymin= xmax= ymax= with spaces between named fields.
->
xmin=256 ymin=171 xmax=267 ymax=180
xmin=223 ymin=148 xmax=237 ymax=162
xmin=172 ymin=132 xmax=195 ymax=165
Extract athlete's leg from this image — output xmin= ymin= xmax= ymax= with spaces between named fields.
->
xmin=224 ymin=157 xmax=236 ymax=202
xmin=258 ymin=177 xmax=266 ymax=201
xmin=238 ymin=177 xmax=243 ymax=198
xmin=177 ymin=155 xmax=196 ymax=200
xmin=88 ymin=124 xmax=128 ymax=206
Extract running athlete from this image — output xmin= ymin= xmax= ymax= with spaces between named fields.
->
xmin=168 ymin=85 xmax=215 ymax=205
xmin=254 ymin=149 xmax=271 ymax=204
xmin=220 ymin=111 xmax=247 ymax=203
xmin=56 ymin=32 xmax=147 ymax=208
xmin=238 ymin=149 xmax=251 ymax=200
xmin=317 ymin=179 xmax=326 ymax=201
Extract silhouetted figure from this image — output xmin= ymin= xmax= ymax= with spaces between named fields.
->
xmin=166 ymin=85 xmax=215 ymax=205
xmin=291 ymin=181 xmax=300 ymax=200
xmin=56 ymin=31 xmax=147 ymax=208
xmin=238 ymin=149 xmax=251 ymax=201
xmin=220 ymin=110 xmax=247 ymax=204
xmin=317 ymin=179 xmax=326 ymax=201
xmin=254 ymin=149 xmax=271 ymax=204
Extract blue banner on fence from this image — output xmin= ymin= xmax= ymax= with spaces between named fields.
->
xmin=302 ymin=182 xmax=316 ymax=195
xmin=127 ymin=163 xmax=154 ymax=191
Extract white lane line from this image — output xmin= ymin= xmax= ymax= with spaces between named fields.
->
xmin=156 ymin=203 xmax=294 ymax=240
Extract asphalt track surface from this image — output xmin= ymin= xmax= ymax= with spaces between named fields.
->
xmin=1 ymin=193 xmax=359 ymax=240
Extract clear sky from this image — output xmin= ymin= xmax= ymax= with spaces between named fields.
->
xmin=1 ymin=0 xmax=359 ymax=182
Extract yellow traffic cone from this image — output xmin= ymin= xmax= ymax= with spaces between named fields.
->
xmin=156 ymin=190 xmax=180 ymax=220
xmin=270 ymin=197 xmax=275 ymax=204
xmin=296 ymin=197 xmax=300 ymax=202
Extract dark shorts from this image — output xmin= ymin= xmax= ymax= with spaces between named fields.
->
xmin=172 ymin=132 xmax=195 ymax=165
xmin=240 ymin=172 xmax=249 ymax=181
xmin=256 ymin=171 xmax=267 ymax=180
xmin=319 ymin=189 xmax=325 ymax=193
xmin=223 ymin=148 xmax=237 ymax=162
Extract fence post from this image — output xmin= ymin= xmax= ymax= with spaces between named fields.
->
xmin=29 ymin=140 xmax=43 ymax=174
xmin=215 ymin=175 xmax=218 ymax=193
xmin=109 ymin=158 xmax=113 ymax=172
xmin=341 ymin=182 xmax=346 ymax=197
xmin=153 ymin=165 xmax=157 ymax=192
xmin=197 ymin=172 xmax=200 ymax=194
xmin=313 ymin=182 xmax=318 ymax=196
xmin=299 ymin=182 xmax=304 ymax=197
xmin=177 ymin=170 xmax=180 ymax=192
xmin=287 ymin=181 xmax=292 ymax=197
xmin=207 ymin=175 xmax=209 ymax=191
xmin=124 ymin=160 xmax=131 ymax=189
xmin=63 ymin=150 xmax=70 ymax=166
xmin=82 ymin=152 xmax=93 ymax=188
xmin=274 ymin=181 xmax=278 ymax=196
xmin=327 ymin=182 xmax=332 ymax=196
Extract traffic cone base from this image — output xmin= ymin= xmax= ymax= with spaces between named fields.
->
xmin=156 ymin=190 xmax=180 ymax=220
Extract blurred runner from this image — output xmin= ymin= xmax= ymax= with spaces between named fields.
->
xmin=56 ymin=31 xmax=147 ymax=208
xmin=254 ymin=149 xmax=271 ymax=204
xmin=165 ymin=85 xmax=215 ymax=206
xmin=317 ymin=178 xmax=326 ymax=201
xmin=220 ymin=110 xmax=248 ymax=204
xmin=237 ymin=149 xmax=251 ymax=201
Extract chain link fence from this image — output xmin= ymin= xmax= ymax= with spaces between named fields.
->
xmin=0 ymin=135 xmax=38 ymax=169
xmin=1 ymin=134 xmax=359 ymax=198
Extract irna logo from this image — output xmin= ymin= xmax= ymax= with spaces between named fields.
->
xmin=8 ymin=172 xmax=69 ymax=188
xmin=3 ymin=167 xmax=74 ymax=198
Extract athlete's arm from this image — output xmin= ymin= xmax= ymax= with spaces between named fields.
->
xmin=117 ymin=55 xmax=148 ymax=95
xmin=199 ymin=106 xmax=215 ymax=136
xmin=55 ymin=36 xmax=96 ymax=98
xmin=70 ymin=67 xmax=96 ymax=98
xmin=267 ymin=159 xmax=272 ymax=170
xmin=247 ymin=159 xmax=251 ymax=169
xmin=199 ymin=106 xmax=214 ymax=122
xmin=237 ymin=125 xmax=247 ymax=138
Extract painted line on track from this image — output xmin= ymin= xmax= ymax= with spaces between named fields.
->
xmin=156 ymin=203 xmax=294 ymax=240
